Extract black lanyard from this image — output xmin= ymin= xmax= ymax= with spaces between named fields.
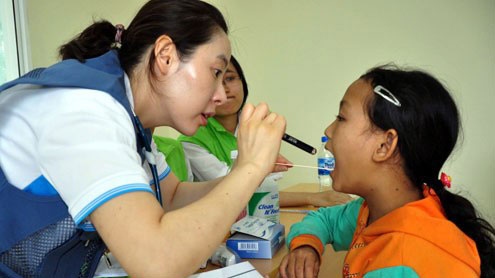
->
xmin=134 ymin=116 xmax=163 ymax=206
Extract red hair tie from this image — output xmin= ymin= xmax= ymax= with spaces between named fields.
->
xmin=440 ymin=172 xmax=452 ymax=188
xmin=114 ymin=24 xmax=125 ymax=43
xmin=112 ymin=24 xmax=125 ymax=49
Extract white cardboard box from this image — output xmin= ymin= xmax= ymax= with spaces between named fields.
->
xmin=226 ymin=216 xmax=285 ymax=259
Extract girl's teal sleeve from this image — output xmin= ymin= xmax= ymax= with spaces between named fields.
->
xmin=286 ymin=198 xmax=363 ymax=251
xmin=364 ymin=266 xmax=419 ymax=277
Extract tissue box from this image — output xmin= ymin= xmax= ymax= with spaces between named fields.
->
xmin=226 ymin=216 xmax=285 ymax=259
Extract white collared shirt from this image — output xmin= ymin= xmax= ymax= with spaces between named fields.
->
xmin=0 ymin=75 xmax=169 ymax=225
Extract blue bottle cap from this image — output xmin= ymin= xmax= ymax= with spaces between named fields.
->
xmin=321 ymin=136 xmax=328 ymax=143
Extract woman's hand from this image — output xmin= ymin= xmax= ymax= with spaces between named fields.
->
xmin=279 ymin=246 xmax=320 ymax=278
xmin=273 ymin=153 xmax=293 ymax=172
xmin=236 ymin=103 xmax=286 ymax=177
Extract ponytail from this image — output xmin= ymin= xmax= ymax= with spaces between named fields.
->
xmin=59 ymin=20 xmax=118 ymax=62
xmin=59 ymin=0 xmax=228 ymax=76
xmin=428 ymin=182 xmax=495 ymax=278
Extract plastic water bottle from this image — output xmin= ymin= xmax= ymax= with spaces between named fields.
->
xmin=317 ymin=136 xmax=334 ymax=191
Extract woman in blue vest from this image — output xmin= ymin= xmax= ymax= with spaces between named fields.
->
xmin=0 ymin=0 xmax=287 ymax=277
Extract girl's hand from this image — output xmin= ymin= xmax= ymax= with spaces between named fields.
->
xmin=279 ymin=246 xmax=320 ymax=278
xmin=236 ymin=103 xmax=286 ymax=176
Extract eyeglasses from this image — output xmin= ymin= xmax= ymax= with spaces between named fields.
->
xmin=373 ymin=85 xmax=401 ymax=107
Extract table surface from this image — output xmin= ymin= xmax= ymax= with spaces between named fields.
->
xmin=197 ymin=183 xmax=347 ymax=278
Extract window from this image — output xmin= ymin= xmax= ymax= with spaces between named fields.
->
xmin=0 ymin=0 xmax=30 ymax=84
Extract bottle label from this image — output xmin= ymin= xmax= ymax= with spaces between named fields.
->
xmin=248 ymin=191 xmax=280 ymax=223
xmin=318 ymin=157 xmax=335 ymax=175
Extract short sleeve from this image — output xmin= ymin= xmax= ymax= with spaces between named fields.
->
xmin=181 ymin=142 xmax=229 ymax=181
xmin=35 ymin=88 xmax=154 ymax=224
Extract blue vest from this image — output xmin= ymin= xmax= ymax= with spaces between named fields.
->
xmin=0 ymin=51 xmax=148 ymax=277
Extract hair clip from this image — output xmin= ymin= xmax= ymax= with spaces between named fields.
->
xmin=373 ymin=85 xmax=401 ymax=107
xmin=440 ymin=172 xmax=452 ymax=188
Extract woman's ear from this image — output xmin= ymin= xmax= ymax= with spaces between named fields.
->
xmin=153 ymin=35 xmax=179 ymax=77
xmin=373 ymin=129 xmax=399 ymax=162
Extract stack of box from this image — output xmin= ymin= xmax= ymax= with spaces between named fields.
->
xmin=226 ymin=216 xmax=285 ymax=259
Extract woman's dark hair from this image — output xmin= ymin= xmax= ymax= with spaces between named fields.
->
xmin=59 ymin=0 xmax=228 ymax=75
xmin=361 ymin=65 xmax=495 ymax=277
xmin=229 ymin=55 xmax=248 ymax=112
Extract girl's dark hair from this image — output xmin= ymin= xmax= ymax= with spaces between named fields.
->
xmin=361 ymin=65 xmax=495 ymax=277
xmin=59 ymin=0 xmax=228 ymax=75
xmin=229 ymin=55 xmax=248 ymax=112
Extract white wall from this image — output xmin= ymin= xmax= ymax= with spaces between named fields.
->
xmin=26 ymin=0 xmax=495 ymax=222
